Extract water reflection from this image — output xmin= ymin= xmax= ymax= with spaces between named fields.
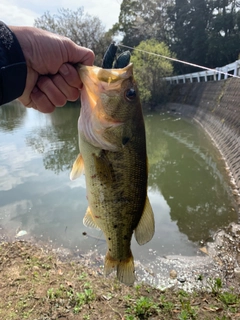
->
xmin=0 ymin=102 xmax=26 ymax=132
xmin=0 ymin=105 xmax=238 ymax=257
xmin=24 ymin=107 xmax=238 ymax=244
xmin=26 ymin=105 xmax=79 ymax=174
xmin=145 ymin=113 xmax=237 ymax=242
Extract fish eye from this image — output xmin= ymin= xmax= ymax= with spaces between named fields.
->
xmin=125 ymin=88 xmax=136 ymax=101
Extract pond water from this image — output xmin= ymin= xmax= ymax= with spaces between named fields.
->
xmin=0 ymin=102 xmax=238 ymax=275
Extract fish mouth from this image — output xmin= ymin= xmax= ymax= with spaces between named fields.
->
xmin=78 ymin=63 xmax=133 ymax=116
xmin=78 ymin=63 xmax=133 ymax=96
xmin=77 ymin=64 xmax=133 ymax=151
xmin=77 ymin=63 xmax=133 ymax=119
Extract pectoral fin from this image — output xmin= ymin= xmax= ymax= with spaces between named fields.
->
xmin=83 ymin=207 xmax=100 ymax=230
xmin=70 ymin=154 xmax=84 ymax=180
xmin=134 ymin=196 xmax=155 ymax=245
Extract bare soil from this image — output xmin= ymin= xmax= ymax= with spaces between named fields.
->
xmin=0 ymin=238 xmax=240 ymax=320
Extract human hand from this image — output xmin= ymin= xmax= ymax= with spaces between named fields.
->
xmin=10 ymin=26 xmax=94 ymax=113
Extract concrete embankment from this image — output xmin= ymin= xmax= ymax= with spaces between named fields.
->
xmin=164 ymin=77 xmax=240 ymax=207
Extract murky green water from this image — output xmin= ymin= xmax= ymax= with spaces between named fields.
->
xmin=0 ymin=102 xmax=238 ymax=266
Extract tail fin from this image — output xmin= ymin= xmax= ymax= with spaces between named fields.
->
xmin=104 ymin=250 xmax=135 ymax=286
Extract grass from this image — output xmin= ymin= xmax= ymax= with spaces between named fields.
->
xmin=0 ymin=241 xmax=239 ymax=319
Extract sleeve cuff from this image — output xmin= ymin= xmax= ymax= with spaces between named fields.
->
xmin=0 ymin=22 xmax=27 ymax=105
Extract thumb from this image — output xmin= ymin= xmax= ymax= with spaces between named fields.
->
xmin=64 ymin=39 xmax=95 ymax=66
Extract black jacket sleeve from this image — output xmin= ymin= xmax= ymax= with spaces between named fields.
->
xmin=0 ymin=22 xmax=27 ymax=105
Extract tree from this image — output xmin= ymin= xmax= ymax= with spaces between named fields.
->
xmin=34 ymin=7 xmax=113 ymax=66
xmin=167 ymin=0 xmax=240 ymax=71
xmin=167 ymin=0 xmax=211 ymax=73
xmin=131 ymin=39 xmax=174 ymax=108
xmin=113 ymin=0 xmax=240 ymax=74
xmin=206 ymin=1 xmax=240 ymax=67
xmin=113 ymin=0 xmax=171 ymax=47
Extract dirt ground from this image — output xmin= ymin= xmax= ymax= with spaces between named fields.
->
xmin=0 ymin=236 xmax=240 ymax=320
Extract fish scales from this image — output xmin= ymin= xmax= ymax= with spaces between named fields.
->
xmin=70 ymin=63 xmax=155 ymax=285
xmin=80 ymin=129 xmax=147 ymax=260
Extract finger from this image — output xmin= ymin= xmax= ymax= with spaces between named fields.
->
xmin=30 ymin=87 xmax=56 ymax=113
xmin=37 ymin=76 xmax=67 ymax=107
xmin=65 ymin=40 xmax=95 ymax=66
xmin=18 ymin=67 xmax=39 ymax=108
xmin=80 ymin=48 xmax=95 ymax=66
xmin=51 ymin=72 xmax=80 ymax=101
xmin=59 ymin=63 xmax=83 ymax=90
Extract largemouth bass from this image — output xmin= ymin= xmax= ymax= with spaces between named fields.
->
xmin=70 ymin=62 xmax=155 ymax=285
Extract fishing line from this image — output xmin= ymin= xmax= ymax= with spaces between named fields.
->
xmin=118 ymin=44 xmax=240 ymax=79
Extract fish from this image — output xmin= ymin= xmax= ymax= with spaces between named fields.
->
xmin=70 ymin=61 xmax=155 ymax=285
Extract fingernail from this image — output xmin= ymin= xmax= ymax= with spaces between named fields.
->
xmin=60 ymin=64 xmax=69 ymax=75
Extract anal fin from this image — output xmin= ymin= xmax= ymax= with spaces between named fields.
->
xmin=83 ymin=206 xmax=100 ymax=230
xmin=134 ymin=196 xmax=155 ymax=245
